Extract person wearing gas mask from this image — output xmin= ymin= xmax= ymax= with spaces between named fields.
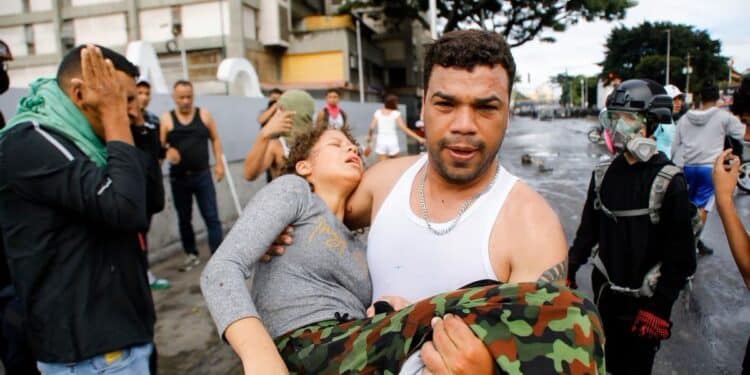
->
xmin=568 ymin=79 xmax=697 ymax=374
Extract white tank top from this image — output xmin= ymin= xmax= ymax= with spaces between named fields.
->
xmin=367 ymin=155 xmax=518 ymax=302
xmin=374 ymin=109 xmax=399 ymax=140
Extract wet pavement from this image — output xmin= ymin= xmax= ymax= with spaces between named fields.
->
xmin=149 ymin=116 xmax=749 ymax=374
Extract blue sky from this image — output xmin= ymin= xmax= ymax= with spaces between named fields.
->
xmin=511 ymin=0 xmax=750 ymax=96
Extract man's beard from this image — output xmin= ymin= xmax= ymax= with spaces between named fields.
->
xmin=428 ymin=135 xmax=499 ymax=185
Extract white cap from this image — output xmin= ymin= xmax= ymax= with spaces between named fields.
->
xmin=664 ymin=84 xmax=683 ymax=99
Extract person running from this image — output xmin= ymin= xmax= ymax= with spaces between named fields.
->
xmin=202 ymin=123 xmax=605 ymax=374
xmin=0 ymin=44 xmax=155 ymax=374
xmin=242 ymin=90 xmax=313 ymax=181
xmin=568 ymin=79 xmax=697 ymax=374
xmin=160 ymin=80 xmax=225 ymax=271
xmin=315 ymin=88 xmax=347 ymax=129
xmin=671 ymin=82 xmax=747 ymax=255
xmin=364 ymin=93 xmax=425 ymax=161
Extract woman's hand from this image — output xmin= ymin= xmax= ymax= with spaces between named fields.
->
xmin=366 ymin=295 xmax=411 ymax=317
xmin=713 ymin=149 xmax=740 ymax=202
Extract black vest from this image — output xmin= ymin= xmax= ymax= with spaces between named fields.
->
xmin=167 ymin=108 xmax=210 ymax=176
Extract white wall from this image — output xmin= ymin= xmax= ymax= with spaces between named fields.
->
xmin=0 ymin=26 xmax=27 ymax=57
xmin=182 ymin=1 xmax=229 ymax=39
xmin=74 ymin=14 xmax=128 ymax=47
xmin=139 ymin=8 xmax=173 ymax=43
xmin=33 ymin=22 xmax=57 ymax=54
xmin=0 ymin=0 xmax=23 ymax=16
xmin=8 ymin=65 xmax=58 ymax=88
xmin=30 ymin=0 xmax=53 ymax=11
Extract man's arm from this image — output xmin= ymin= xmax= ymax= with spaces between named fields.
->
xmin=713 ymin=150 xmax=750 ymax=288
xmin=243 ymin=110 xmax=293 ymax=181
xmin=499 ymin=182 xmax=568 ymax=284
xmin=3 ymin=125 xmax=147 ymax=232
xmin=201 ymin=108 xmax=225 ymax=181
xmin=566 ymin=174 xmax=600 ymax=285
xmin=670 ymin=119 xmax=682 ymax=161
xmin=257 ymin=102 xmax=278 ymax=126
xmin=727 ymin=113 xmax=746 ymax=141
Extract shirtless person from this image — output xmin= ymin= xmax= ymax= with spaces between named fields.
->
xmin=243 ymin=90 xmax=314 ymax=181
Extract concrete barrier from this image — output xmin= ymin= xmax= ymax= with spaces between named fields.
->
xmin=0 ymin=88 xmax=409 ymax=263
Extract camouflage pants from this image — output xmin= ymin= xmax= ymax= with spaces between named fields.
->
xmin=275 ymin=282 xmax=605 ymax=375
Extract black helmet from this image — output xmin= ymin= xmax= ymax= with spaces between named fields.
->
xmin=605 ymin=79 xmax=673 ymax=136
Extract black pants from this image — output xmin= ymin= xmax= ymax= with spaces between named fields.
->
xmin=593 ymin=272 xmax=661 ymax=374
xmin=169 ymin=170 xmax=223 ymax=255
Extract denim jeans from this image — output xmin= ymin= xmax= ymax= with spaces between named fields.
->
xmin=37 ymin=343 xmax=152 ymax=375
xmin=170 ymin=169 xmax=223 ymax=254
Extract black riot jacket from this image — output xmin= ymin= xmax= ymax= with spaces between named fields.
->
xmin=0 ymin=121 xmax=155 ymax=363
xmin=568 ymin=152 xmax=697 ymax=319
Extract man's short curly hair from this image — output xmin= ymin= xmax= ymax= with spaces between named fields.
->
xmin=283 ymin=124 xmax=360 ymax=175
xmin=423 ymin=30 xmax=516 ymax=96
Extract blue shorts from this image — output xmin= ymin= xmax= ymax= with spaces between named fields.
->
xmin=683 ymin=165 xmax=714 ymax=209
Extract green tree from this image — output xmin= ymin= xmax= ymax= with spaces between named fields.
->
xmin=341 ymin=0 xmax=634 ymax=48
xmin=553 ymin=73 xmax=597 ymax=107
xmin=600 ymin=21 xmax=728 ymax=95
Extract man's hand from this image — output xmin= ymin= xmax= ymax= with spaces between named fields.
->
xmin=71 ymin=45 xmax=126 ymax=125
xmin=421 ymin=314 xmax=494 ymax=375
xmin=166 ymin=147 xmax=181 ymax=165
xmin=260 ymin=226 xmax=293 ymax=262
xmin=366 ymin=296 xmax=411 ymax=317
xmin=261 ymin=110 xmax=294 ymax=140
xmin=713 ymin=149 xmax=740 ymax=201
xmin=214 ymin=163 xmax=225 ymax=182
xmin=631 ymin=310 xmax=671 ymax=340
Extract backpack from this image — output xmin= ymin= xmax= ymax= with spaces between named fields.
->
xmin=592 ymin=160 xmax=702 ymax=236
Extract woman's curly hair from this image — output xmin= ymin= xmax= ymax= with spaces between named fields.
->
xmin=283 ymin=124 xmax=360 ymax=176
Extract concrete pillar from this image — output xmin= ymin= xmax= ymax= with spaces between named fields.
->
xmin=226 ymin=0 xmax=245 ymax=58
xmin=51 ymin=0 xmax=64 ymax=60
xmin=127 ymin=0 xmax=140 ymax=41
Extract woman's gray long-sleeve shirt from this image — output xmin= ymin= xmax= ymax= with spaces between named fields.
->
xmin=201 ymin=175 xmax=372 ymax=339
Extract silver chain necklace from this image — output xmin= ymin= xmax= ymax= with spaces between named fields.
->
xmin=417 ymin=161 xmax=501 ymax=236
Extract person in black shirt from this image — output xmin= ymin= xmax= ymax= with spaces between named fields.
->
xmin=160 ymin=80 xmax=225 ymax=272
xmin=568 ymin=79 xmax=697 ymax=374
xmin=132 ymin=79 xmax=171 ymax=291
xmin=0 ymin=45 xmax=155 ymax=373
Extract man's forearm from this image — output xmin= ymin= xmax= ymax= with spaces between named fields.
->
xmin=243 ymin=135 xmax=272 ymax=180
xmin=716 ymin=196 xmax=750 ymax=287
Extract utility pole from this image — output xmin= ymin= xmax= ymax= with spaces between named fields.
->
xmin=580 ymin=78 xmax=585 ymax=108
xmin=665 ymin=29 xmax=671 ymax=85
xmin=728 ymin=57 xmax=734 ymax=87
xmin=429 ymin=0 xmax=437 ymax=40
xmin=355 ymin=16 xmax=364 ymax=103
xmin=684 ymin=52 xmax=691 ymax=94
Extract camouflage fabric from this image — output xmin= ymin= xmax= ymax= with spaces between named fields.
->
xmin=275 ymin=282 xmax=605 ymax=374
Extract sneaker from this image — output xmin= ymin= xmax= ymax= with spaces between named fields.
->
xmin=697 ymin=240 xmax=714 ymax=256
xmin=150 ymin=277 xmax=171 ymax=290
xmin=179 ymin=254 xmax=201 ymax=272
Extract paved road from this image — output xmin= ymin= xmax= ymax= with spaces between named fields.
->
xmin=500 ymin=116 xmax=750 ymax=375
xmin=150 ymin=115 xmax=749 ymax=374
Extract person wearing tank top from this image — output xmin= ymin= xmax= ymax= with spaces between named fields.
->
xmin=265 ymin=30 xmax=605 ymax=373
xmin=364 ymin=94 xmax=425 ymax=162
xmin=202 ymin=125 xmax=604 ymax=374
xmin=160 ymin=80 xmax=225 ymax=272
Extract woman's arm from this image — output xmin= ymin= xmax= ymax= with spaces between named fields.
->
xmin=225 ymin=317 xmax=289 ymax=374
xmin=396 ymin=116 xmax=425 ymax=144
xmin=201 ymin=176 xmax=311 ymax=369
